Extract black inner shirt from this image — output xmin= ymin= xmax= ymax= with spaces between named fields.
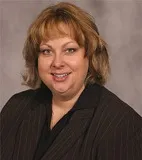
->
xmin=34 ymin=107 xmax=75 ymax=160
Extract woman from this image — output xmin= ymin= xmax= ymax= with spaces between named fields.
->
xmin=1 ymin=2 xmax=142 ymax=160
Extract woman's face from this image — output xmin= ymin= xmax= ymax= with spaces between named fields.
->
xmin=38 ymin=36 xmax=89 ymax=98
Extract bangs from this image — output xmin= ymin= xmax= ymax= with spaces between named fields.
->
xmin=35 ymin=17 xmax=85 ymax=47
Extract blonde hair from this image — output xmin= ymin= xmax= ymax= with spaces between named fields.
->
xmin=22 ymin=2 xmax=110 ymax=88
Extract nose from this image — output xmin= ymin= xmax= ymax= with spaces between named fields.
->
xmin=52 ymin=54 xmax=64 ymax=68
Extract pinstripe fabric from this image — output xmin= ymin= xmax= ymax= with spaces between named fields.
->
xmin=0 ymin=84 xmax=142 ymax=160
xmin=12 ymin=104 xmax=47 ymax=160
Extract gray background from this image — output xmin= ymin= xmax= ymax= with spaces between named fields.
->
xmin=0 ymin=0 xmax=142 ymax=116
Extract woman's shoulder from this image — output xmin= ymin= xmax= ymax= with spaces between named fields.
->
xmin=91 ymin=86 xmax=142 ymax=159
xmin=95 ymin=85 xmax=142 ymax=141
xmin=89 ymin=86 xmax=142 ymax=159
xmin=0 ymin=89 xmax=43 ymax=134
xmin=10 ymin=89 xmax=38 ymax=100
xmin=1 ymin=89 xmax=39 ymax=115
xmin=100 ymin=86 xmax=142 ymax=121
xmin=86 ymin=83 xmax=141 ymax=122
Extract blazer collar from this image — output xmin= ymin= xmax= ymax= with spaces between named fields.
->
xmin=34 ymin=83 xmax=102 ymax=112
xmin=71 ymin=83 xmax=102 ymax=111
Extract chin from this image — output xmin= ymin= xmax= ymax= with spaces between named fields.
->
xmin=52 ymin=85 xmax=71 ymax=95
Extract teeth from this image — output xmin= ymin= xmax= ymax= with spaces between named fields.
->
xmin=53 ymin=73 xmax=69 ymax=78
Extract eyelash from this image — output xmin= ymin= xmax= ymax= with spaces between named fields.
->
xmin=65 ymin=48 xmax=77 ymax=54
xmin=39 ymin=49 xmax=52 ymax=55
xmin=39 ymin=48 xmax=78 ymax=55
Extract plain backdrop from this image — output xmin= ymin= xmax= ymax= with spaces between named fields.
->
xmin=0 ymin=0 xmax=142 ymax=116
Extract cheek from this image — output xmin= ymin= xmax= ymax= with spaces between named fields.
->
xmin=38 ymin=59 xmax=44 ymax=74
xmin=71 ymin=58 xmax=89 ymax=75
xmin=38 ymin=57 xmax=50 ymax=72
xmin=38 ymin=58 xmax=51 ymax=83
xmin=78 ymin=58 xmax=89 ymax=71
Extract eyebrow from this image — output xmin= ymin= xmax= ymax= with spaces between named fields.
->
xmin=40 ymin=41 xmax=78 ymax=48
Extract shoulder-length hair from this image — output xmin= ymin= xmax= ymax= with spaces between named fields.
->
xmin=22 ymin=2 xmax=110 ymax=89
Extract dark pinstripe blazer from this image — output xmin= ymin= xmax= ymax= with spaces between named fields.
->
xmin=1 ymin=84 xmax=142 ymax=160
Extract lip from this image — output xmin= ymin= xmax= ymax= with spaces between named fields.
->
xmin=51 ymin=72 xmax=71 ymax=82
xmin=51 ymin=72 xmax=71 ymax=76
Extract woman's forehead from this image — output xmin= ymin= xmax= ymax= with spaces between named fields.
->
xmin=38 ymin=21 xmax=85 ymax=47
xmin=41 ymin=23 xmax=76 ymax=40
xmin=40 ymin=36 xmax=79 ymax=47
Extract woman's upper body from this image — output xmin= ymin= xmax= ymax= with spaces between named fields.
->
xmin=1 ymin=2 xmax=142 ymax=160
xmin=1 ymin=83 xmax=142 ymax=160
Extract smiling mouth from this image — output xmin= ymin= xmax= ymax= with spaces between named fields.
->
xmin=51 ymin=73 xmax=71 ymax=78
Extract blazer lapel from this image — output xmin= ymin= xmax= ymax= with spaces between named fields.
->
xmin=12 ymin=100 xmax=47 ymax=160
xmin=41 ymin=108 xmax=94 ymax=160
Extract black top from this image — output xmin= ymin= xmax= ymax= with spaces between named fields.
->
xmin=34 ymin=84 xmax=101 ymax=160
xmin=34 ymin=108 xmax=74 ymax=160
xmin=2 ymin=83 xmax=141 ymax=160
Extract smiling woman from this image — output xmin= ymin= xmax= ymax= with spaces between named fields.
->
xmin=1 ymin=2 xmax=142 ymax=160
xmin=38 ymin=36 xmax=88 ymax=100
xmin=22 ymin=4 xmax=109 ymax=89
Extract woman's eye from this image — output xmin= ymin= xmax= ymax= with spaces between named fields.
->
xmin=39 ymin=49 xmax=52 ymax=55
xmin=65 ymin=48 xmax=77 ymax=54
